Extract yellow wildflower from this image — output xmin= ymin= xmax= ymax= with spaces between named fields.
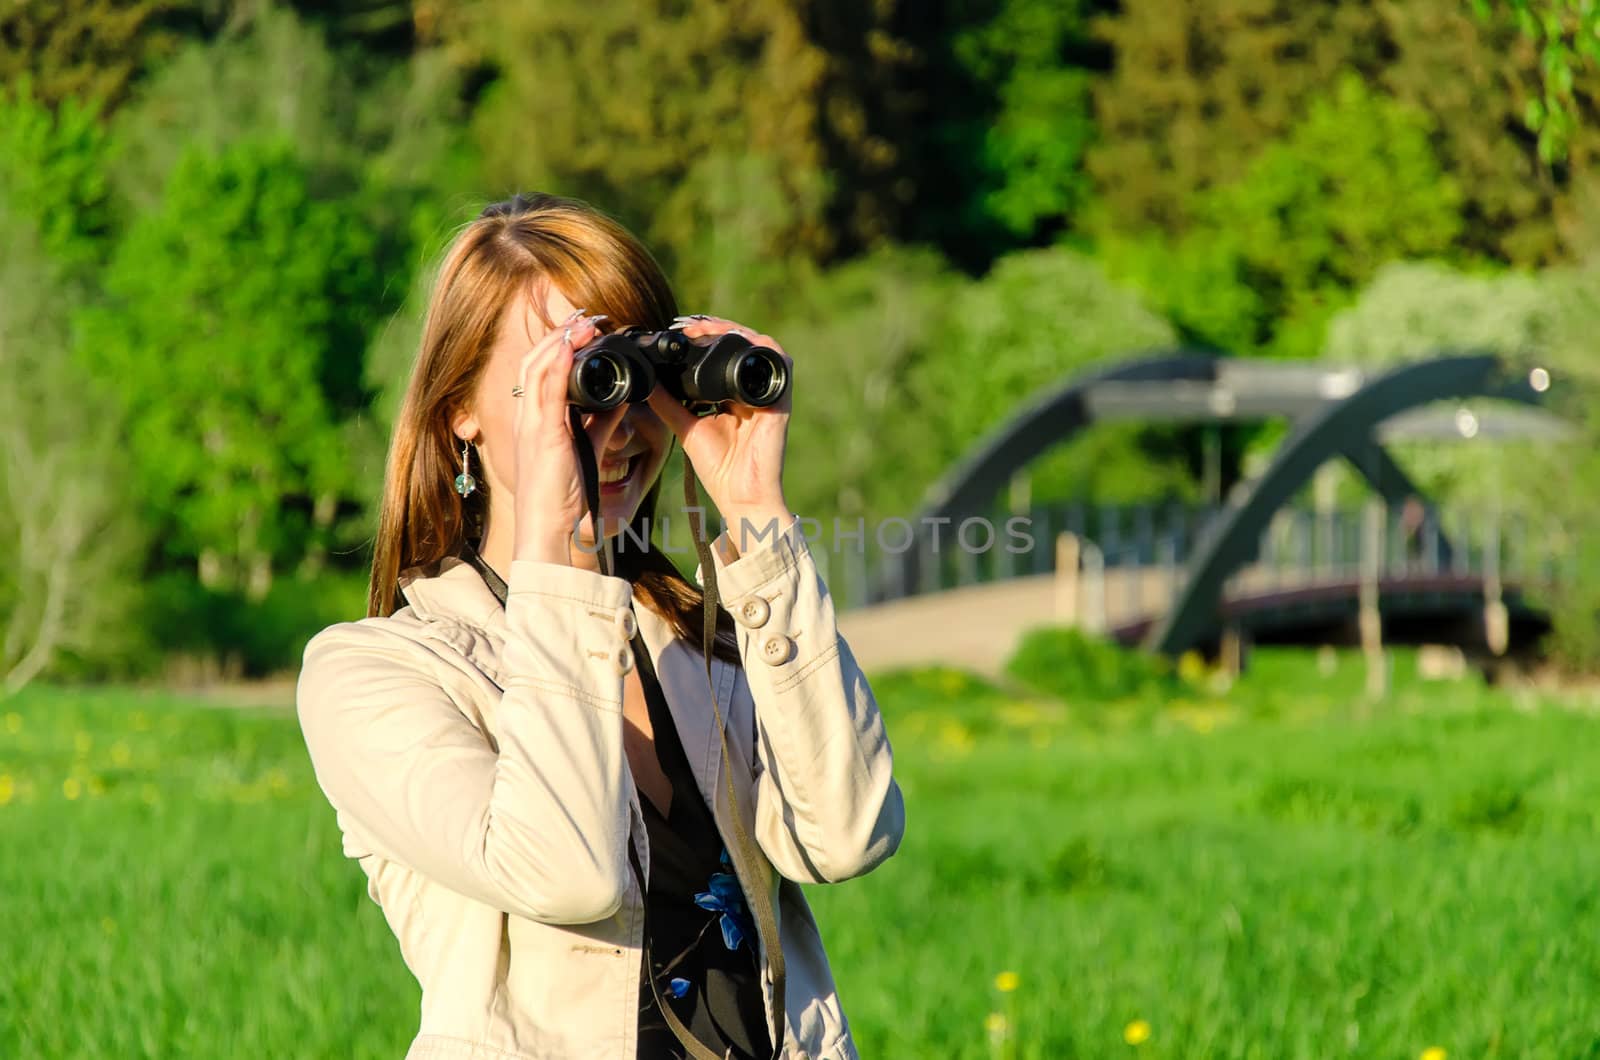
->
xmin=1420 ymin=1049 xmax=1447 ymax=1060
xmin=1177 ymin=650 xmax=1207 ymax=683
xmin=0 ymin=774 xmax=13 ymax=806
xmin=994 ymin=970 xmax=1020 ymax=992
xmin=63 ymin=777 xmax=82 ymax=800
xmin=1124 ymin=1019 xmax=1152 ymax=1046
xmin=937 ymin=720 xmax=974 ymax=752
xmin=985 ymin=1012 xmax=1007 ymax=1035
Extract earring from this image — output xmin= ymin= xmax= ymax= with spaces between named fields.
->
xmin=455 ymin=441 xmax=478 ymax=497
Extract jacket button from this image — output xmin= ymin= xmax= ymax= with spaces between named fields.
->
xmin=759 ymin=634 xmax=792 ymax=665
xmin=736 ymin=595 xmax=771 ymax=629
xmin=617 ymin=643 xmax=635 ymax=676
xmin=616 ymin=607 xmax=637 ymax=640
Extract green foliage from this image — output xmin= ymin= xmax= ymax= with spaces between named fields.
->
xmin=1202 ymin=76 xmax=1463 ymax=304
xmin=945 ymin=0 xmax=1102 ymax=244
xmin=1324 ymin=257 xmax=1600 ymax=670
xmin=0 ymin=80 xmax=115 ymax=277
xmin=2 ymin=0 xmax=1597 ymax=678
xmin=1324 ymin=261 xmax=1554 ymax=369
xmin=1090 ymin=0 xmax=1600 ymax=269
xmin=0 ymin=0 xmax=199 ymax=112
xmin=1377 ymin=2 xmax=1592 ymax=265
xmin=908 ymin=245 xmax=1185 ymax=505
xmin=763 ymin=246 xmax=961 ymax=521
xmin=1095 ymin=229 xmax=1267 ymax=354
xmin=1004 ymin=626 xmax=1184 ymax=707
xmin=78 ymin=138 xmax=383 ymax=597
xmin=1102 ymin=77 xmax=1464 ymax=357
xmin=445 ymin=0 xmax=841 ymax=297
xmin=1088 ymin=0 xmax=1392 ymax=237
xmin=902 ymin=246 xmax=1203 ymax=512
xmin=1472 ymin=0 xmax=1600 ymax=162
xmin=110 ymin=7 xmax=476 ymax=224
xmin=141 ymin=569 xmax=371 ymax=678
xmin=0 ymin=200 xmax=146 ymax=691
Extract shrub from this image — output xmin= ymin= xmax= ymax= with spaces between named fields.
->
xmin=1003 ymin=626 xmax=1183 ymax=705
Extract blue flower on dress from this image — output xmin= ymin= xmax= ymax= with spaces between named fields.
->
xmin=693 ymin=846 xmax=757 ymax=952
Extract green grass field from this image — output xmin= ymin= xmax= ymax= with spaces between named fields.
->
xmin=3 ymin=649 xmax=1599 ymax=1059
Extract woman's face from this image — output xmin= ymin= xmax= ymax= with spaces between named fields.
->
xmin=458 ymin=284 xmax=673 ymax=542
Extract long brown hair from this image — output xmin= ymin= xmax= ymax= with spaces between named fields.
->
xmin=367 ymin=192 xmax=739 ymax=663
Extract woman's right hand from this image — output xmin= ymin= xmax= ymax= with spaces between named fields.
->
xmin=512 ymin=310 xmax=629 ymax=566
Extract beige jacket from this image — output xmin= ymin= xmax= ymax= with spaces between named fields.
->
xmin=295 ymin=514 xmax=906 ymax=1060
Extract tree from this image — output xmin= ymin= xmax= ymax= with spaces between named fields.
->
xmin=1471 ymin=0 xmax=1600 ymax=162
xmin=77 ymin=139 xmax=382 ymax=600
xmin=106 ymin=5 xmax=475 ymax=572
xmin=0 ymin=80 xmax=116 ymax=278
xmin=1101 ymin=76 xmax=1463 ymax=358
xmin=1381 ymin=0 xmax=1598 ymax=264
xmin=1323 ymin=256 xmax=1600 ymax=670
xmin=1087 ymin=0 xmax=1600 ymax=266
xmin=1087 ymin=0 xmax=1389 ymax=237
xmin=892 ymin=0 xmax=1110 ymax=267
xmin=0 ymin=0 xmax=204 ymax=112
xmin=765 ymin=246 xmax=961 ymax=523
xmin=907 ymin=245 xmax=1187 ymax=507
xmin=438 ymin=0 xmax=825 ymax=291
xmin=0 ymin=204 xmax=144 ymax=694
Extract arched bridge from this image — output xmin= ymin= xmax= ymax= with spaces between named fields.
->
xmin=825 ymin=352 xmax=1571 ymax=675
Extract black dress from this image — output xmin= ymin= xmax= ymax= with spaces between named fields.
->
xmin=631 ymin=627 xmax=773 ymax=1060
xmin=455 ymin=541 xmax=772 ymax=1060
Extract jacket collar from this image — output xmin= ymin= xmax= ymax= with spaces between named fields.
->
xmin=398 ymin=555 xmax=508 ymax=632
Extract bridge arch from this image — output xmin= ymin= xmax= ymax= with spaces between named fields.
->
xmin=873 ymin=352 xmax=1218 ymax=601
xmin=1147 ymin=352 xmax=1552 ymax=655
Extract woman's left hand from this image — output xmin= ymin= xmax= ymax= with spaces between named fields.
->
xmin=646 ymin=314 xmax=793 ymax=544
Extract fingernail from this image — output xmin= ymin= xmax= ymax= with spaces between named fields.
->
xmin=564 ymin=308 xmax=587 ymax=323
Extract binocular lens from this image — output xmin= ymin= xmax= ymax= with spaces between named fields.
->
xmin=574 ymin=353 xmax=629 ymax=409
xmin=735 ymin=352 xmax=784 ymax=406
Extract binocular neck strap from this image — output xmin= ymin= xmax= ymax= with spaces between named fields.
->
xmin=568 ymin=406 xmax=788 ymax=1060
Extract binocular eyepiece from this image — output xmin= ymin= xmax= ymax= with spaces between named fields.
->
xmin=567 ymin=326 xmax=790 ymax=413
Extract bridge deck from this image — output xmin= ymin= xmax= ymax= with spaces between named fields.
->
xmin=836 ymin=567 xmax=1527 ymax=676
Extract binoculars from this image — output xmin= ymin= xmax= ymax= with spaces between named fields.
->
xmin=566 ymin=326 xmax=790 ymax=413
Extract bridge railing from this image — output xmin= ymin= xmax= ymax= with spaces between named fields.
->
xmin=1224 ymin=503 xmax=1572 ymax=596
xmin=820 ymin=501 xmax=1574 ymax=616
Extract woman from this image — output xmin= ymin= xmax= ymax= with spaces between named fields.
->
xmin=295 ymin=192 xmax=906 ymax=1060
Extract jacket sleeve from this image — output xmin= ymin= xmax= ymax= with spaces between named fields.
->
xmin=295 ymin=561 xmax=636 ymax=925
xmin=697 ymin=513 xmax=906 ymax=884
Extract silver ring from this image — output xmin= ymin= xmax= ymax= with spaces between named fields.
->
xmin=511 ymin=385 xmax=524 ymax=397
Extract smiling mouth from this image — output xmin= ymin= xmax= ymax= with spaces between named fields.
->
xmin=598 ymin=454 xmax=639 ymax=489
